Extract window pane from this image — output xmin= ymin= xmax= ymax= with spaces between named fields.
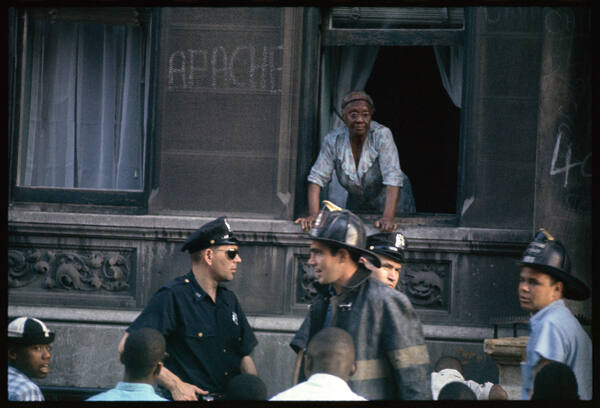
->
xmin=18 ymin=13 xmax=145 ymax=191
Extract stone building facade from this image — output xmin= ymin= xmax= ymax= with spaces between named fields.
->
xmin=8 ymin=6 xmax=591 ymax=399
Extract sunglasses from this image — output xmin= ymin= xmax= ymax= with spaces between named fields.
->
xmin=214 ymin=248 xmax=240 ymax=260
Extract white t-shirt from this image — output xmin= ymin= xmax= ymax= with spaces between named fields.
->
xmin=431 ymin=369 xmax=494 ymax=400
xmin=270 ymin=373 xmax=367 ymax=401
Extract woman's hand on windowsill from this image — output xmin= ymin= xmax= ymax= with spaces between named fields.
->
xmin=294 ymin=214 xmax=317 ymax=232
xmin=375 ymin=217 xmax=398 ymax=232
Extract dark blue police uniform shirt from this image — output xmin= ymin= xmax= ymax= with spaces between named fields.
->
xmin=127 ymin=270 xmax=257 ymax=394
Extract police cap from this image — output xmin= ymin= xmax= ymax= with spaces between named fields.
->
xmin=367 ymin=232 xmax=406 ymax=263
xmin=181 ymin=216 xmax=239 ymax=253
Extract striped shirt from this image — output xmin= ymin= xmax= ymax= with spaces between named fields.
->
xmin=8 ymin=365 xmax=44 ymax=401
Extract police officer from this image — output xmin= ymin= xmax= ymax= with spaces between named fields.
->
xmin=290 ymin=202 xmax=431 ymax=399
xmin=118 ymin=217 xmax=258 ymax=401
xmin=518 ymin=228 xmax=591 ymax=400
xmin=361 ymin=232 xmax=406 ymax=289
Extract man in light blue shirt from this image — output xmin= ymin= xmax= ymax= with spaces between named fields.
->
xmin=518 ymin=229 xmax=591 ymax=400
xmin=87 ymin=328 xmax=167 ymax=401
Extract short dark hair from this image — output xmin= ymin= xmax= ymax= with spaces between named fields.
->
xmin=532 ymin=362 xmax=579 ymax=400
xmin=328 ymin=244 xmax=362 ymax=265
xmin=224 ymin=374 xmax=267 ymax=400
xmin=434 ymin=356 xmax=463 ymax=375
xmin=122 ymin=328 xmax=166 ymax=380
xmin=547 ymin=274 xmax=559 ymax=285
xmin=7 ymin=343 xmax=29 ymax=363
xmin=306 ymin=327 xmax=355 ymax=380
xmin=438 ymin=382 xmax=477 ymax=400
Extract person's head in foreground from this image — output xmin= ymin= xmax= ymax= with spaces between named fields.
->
xmin=224 ymin=374 xmax=268 ymax=400
xmin=531 ymin=361 xmax=579 ymax=400
xmin=304 ymin=327 xmax=357 ymax=381
xmin=437 ymin=381 xmax=477 ymax=400
xmin=121 ymin=327 xmax=166 ymax=383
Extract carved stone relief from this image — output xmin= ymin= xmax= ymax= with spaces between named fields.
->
xmin=8 ymin=247 xmax=131 ymax=292
xmin=400 ymin=261 xmax=449 ymax=308
xmin=297 ymin=257 xmax=318 ymax=303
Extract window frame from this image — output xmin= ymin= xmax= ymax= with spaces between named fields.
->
xmin=322 ymin=6 xmax=464 ymax=46
xmin=8 ymin=7 xmax=160 ymax=211
xmin=311 ymin=7 xmax=467 ymax=223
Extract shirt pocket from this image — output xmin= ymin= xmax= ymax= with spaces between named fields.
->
xmin=184 ymin=324 xmax=216 ymax=342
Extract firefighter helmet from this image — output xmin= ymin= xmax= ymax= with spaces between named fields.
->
xmin=519 ymin=229 xmax=590 ymax=300
xmin=308 ymin=201 xmax=381 ymax=268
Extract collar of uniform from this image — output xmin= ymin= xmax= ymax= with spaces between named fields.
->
xmin=327 ymin=284 xmax=336 ymax=299
xmin=183 ymin=270 xmax=230 ymax=306
xmin=313 ymin=281 xmax=331 ymax=299
xmin=339 ymin=265 xmax=371 ymax=293
xmin=529 ymin=298 xmax=564 ymax=328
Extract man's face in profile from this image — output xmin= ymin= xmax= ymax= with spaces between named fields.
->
xmin=308 ymin=241 xmax=345 ymax=286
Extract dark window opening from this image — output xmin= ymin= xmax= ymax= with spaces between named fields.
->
xmin=364 ymin=46 xmax=460 ymax=214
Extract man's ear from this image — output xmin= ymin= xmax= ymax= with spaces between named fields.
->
xmin=8 ymin=347 xmax=18 ymax=362
xmin=337 ymin=248 xmax=350 ymax=263
xmin=153 ymin=361 xmax=163 ymax=377
xmin=303 ymin=353 xmax=312 ymax=378
xmin=553 ymin=280 xmax=564 ymax=299
xmin=349 ymin=362 xmax=357 ymax=377
xmin=203 ymin=248 xmax=213 ymax=265
xmin=359 ymin=256 xmax=377 ymax=270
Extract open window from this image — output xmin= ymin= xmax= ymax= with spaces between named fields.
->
xmin=318 ymin=7 xmax=464 ymax=217
xmin=10 ymin=8 xmax=155 ymax=208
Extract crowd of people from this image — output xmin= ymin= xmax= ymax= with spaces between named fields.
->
xmin=7 ymin=91 xmax=592 ymax=401
xmin=8 ymin=208 xmax=591 ymax=401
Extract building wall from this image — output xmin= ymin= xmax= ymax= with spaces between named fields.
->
xmin=7 ymin=6 xmax=591 ymax=400
xmin=8 ymin=209 xmax=531 ymax=395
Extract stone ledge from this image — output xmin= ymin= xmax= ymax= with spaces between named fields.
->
xmin=483 ymin=336 xmax=528 ymax=363
xmin=9 ymin=208 xmax=532 ymax=252
xmin=8 ymin=305 xmax=499 ymax=341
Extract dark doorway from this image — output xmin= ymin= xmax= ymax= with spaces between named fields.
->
xmin=365 ymin=46 xmax=460 ymax=214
